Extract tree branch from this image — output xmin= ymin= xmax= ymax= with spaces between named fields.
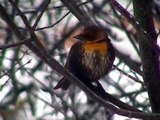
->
xmin=32 ymin=0 xmax=51 ymax=29
xmin=110 ymin=0 xmax=160 ymax=55
xmin=35 ymin=11 xmax=70 ymax=31
xmin=60 ymin=0 xmax=95 ymax=25
xmin=0 ymin=38 xmax=31 ymax=50
xmin=133 ymin=0 xmax=160 ymax=113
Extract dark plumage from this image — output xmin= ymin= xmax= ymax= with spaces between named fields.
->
xmin=54 ymin=25 xmax=115 ymax=90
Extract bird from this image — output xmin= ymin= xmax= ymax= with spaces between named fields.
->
xmin=54 ymin=25 xmax=115 ymax=90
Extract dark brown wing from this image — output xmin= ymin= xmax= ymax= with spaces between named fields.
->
xmin=54 ymin=41 xmax=83 ymax=90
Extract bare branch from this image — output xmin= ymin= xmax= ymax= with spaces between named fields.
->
xmin=0 ymin=38 xmax=31 ymax=50
xmin=60 ymin=0 xmax=95 ymax=25
xmin=113 ymin=65 xmax=143 ymax=85
xmin=35 ymin=11 xmax=70 ymax=31
xmin=110 ymin=0 xmax=160 ymax=55
xmin=32 ymin=0 xmax=51 ymax=29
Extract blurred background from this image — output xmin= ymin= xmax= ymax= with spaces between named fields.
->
xmin=0 ymin=0 xmax=160 ymax=120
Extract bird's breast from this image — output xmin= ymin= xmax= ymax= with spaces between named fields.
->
xmin=81 ymin=41 xmax=112 ymax=81
xmin=83 ymin=41 xmax=108 ymax=55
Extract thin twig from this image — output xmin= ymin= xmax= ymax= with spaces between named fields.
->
xmin=8 ymin=0 xmax=50 ymax=67
xmin=113 ymin=65 xmax=144 ymax=85
xmin=32 ymin=0 xmax=51 ymax=29
xmin=35 ymin=11 xmax=70 ymax=31
xmin=31 ymin=93 xmax=64 ymax=113
xmin=0 ymin=59 xmax=31 ymax=108
xmin=8 ymin=0 xmax=46 ymax=51
xmin=0 ymin=38 xmax=31 ymax=50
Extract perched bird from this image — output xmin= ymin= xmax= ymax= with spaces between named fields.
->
xmin=54 ymin=25 xmax=115 ymax=90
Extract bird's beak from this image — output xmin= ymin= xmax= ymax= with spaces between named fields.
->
xmin=73 ymin=34 xmax=84 ymax=40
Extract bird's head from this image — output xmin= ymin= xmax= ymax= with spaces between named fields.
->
xmin=73 ymin=25 xmax=109 ymax=42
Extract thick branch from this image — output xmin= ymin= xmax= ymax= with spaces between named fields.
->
xmin=60 ymin=0 xmax=95 ymax=25
xmin=133 ymin=0 xmax=160 ymax=113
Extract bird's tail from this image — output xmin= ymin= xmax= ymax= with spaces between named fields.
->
xmin=54 ymin=77 xmax=71 ymax=90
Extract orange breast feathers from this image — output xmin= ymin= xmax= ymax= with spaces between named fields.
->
xmin=83 ymin=40 xmax=108 ymax=55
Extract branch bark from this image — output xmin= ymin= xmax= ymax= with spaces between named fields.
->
xmin=133 ymin=0 xmax=160 ymax=113
xmin=60 ymin=0 xmax=95 ymax=25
